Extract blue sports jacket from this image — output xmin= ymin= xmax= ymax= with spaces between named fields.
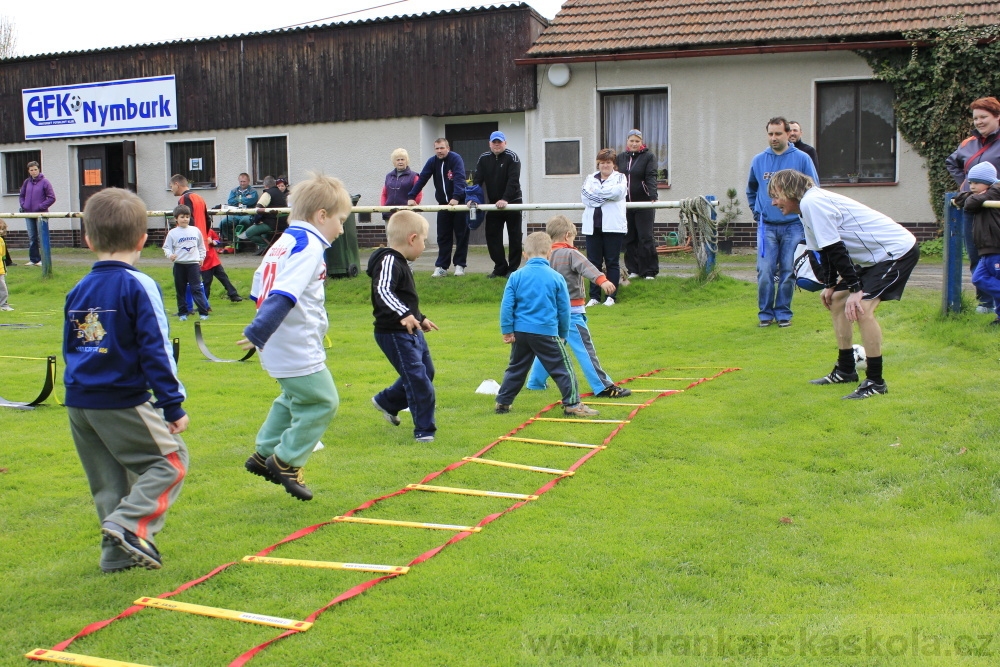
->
xmin=408 ymin=152 xmax=466 ymax=205
xmin=63 ymin=261 xmax=186 ymax=423
xmin=500 ymin=257 xmax=570 ymax=338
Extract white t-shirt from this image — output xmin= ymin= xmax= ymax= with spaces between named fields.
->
xmin=250 ymin=221 xmax=331 ymax=378
xmin=799 ymin=187 xmax=915 ymax=266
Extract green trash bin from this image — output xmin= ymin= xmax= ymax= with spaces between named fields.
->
xmin=325 ymin=194 xmax=361 ymax=278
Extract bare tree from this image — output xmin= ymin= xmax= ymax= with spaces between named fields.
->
xmin=0 ymin=15 xmax=17 ymax=59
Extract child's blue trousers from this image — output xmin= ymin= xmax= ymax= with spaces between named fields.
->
xmin=374 ymin=330 xmax=436 ymax=439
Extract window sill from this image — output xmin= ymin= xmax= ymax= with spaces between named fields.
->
xmin=823 ymin=182 xmax=898 ymax=188
xmin=656 ymin=183 xmax=671 ymax=189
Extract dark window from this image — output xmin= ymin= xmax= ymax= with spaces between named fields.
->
xmin=544 ymin=140 xmax=580 ymax=175
xmin=817 ymin=81 xmax=896 ymax=184
xmin=169 ymin=140 xmax=216 ymax=188
xmin=601 ymin=91 xmax=669 ymax=183
xmin=250 ymin=136 xmax=288 ymax=185
xmin=4 ymin=150 xmax=41 ymax=195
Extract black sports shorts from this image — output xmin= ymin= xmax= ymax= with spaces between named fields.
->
xmin=833 ymin=243 xmax=919 ymax=302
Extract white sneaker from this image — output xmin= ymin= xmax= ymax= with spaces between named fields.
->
xmin=645 ymin=276 xmax=655 ymax=280
xmin=26 ymin=261 xmax=40 ymax=266
xmin=603 ymin=297 xmax=616 ymax=307
xmin=454 ymin=266 xmax=465 ymax=276
xmin=628 ymin=272 xmax=640 ymax=279
xmin=585 ymin=298 xmax=600 ymax=307
xmin=0 ymin=305 xmax=13 ymax=311
xmin=431 ymin=267 xmax=447 ymax=277
xmin=976 ymin=305 xmax=991 ymax=314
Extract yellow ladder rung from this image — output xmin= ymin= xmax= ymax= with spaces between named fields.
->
xmin=499 ymin=436 xmax=602 ymax=449
xmin=406 ymin=483 xmax=538 ymax=500
xmin=582 ymin=401 xmax=645 ymax=406
xmin=628 ymin=389 xmax=683 ymax=393
xmin=134 ymin=597 xmax=312 ymax=631
xmin=332 ymin=515 xmax=482 ymax=532
xmin=26 ymin=649 xmax=155 ymax=667
xmin=242 ymin=555 xmax=409 ymax=574
xmin=532 ymin=417 xmax=629 ymax=424
xmin=632 ymin=376 xmax=702 ymax=380
xmin=462 ymin=456 xmax=574 ymax=475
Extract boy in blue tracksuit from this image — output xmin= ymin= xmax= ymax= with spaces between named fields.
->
xmin=407 ymin=138 xmax=467 ymax=276
xmin=495 ymin=232 xmax=598 ymax=417
xmin=64 ymin=188 xmax=189 ymax=572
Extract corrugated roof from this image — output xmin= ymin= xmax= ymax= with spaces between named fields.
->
xmin=526 ymin=0 xmax=995 ymax=57
xmin=4 ymin=3 xmax=542 ymax=63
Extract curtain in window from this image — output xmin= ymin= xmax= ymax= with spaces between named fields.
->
xmin=640 ymin=93 xmax=669 ymax=182
xmin=603 ymin=95 xmax=634 ymax=156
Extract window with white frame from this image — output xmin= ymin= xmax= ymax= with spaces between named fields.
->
xmin=4 ymin=150 xmax=41 ymax=195
xmin=601 ymin=91 xmax=669 ymax=183
xmin=816 ymin=81 xmax=896 ymax=184
xmin=168 ymin=140 xmax=216 ymax=188
xmin=544 ymin=140 xmax=581 ymax=176
xmin=250 ymin=136 xmax=288 ymax=185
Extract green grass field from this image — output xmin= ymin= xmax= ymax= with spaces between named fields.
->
xmin=2 ymin=251 xmax=999 ymax=666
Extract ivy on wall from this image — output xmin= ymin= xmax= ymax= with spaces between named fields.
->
xmin=857 ymin=19 xmax=1000 ymax=224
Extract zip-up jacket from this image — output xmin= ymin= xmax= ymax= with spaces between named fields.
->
xmin=408 ymin=152 xmax=466 ymax=204
xmin=746 ymin=145 xmax=819 ymax=224
xmin=63 ymin=261 xmax=186 ymax=423
xmin=549 ymin=242 xmax=608 ymax=307
xmin=381 ymin=168 xmax=422 ymax=207
xmin=946 ymin=129 xmax=1000 ymax=192
xmin=474 ymin=149 xmax=522 ymax=203
xmin=19 ymin=173 xmax=56 ymax=212
xmin=616 ymin=147 xmax=658 ymax=202
xmin=792 ymin=140 xmax=819 ymax=172
xmin=227 ymin=185 xmax=259 ymax=208
xmin=367 ymin=247 xmax=426 ymax=333
xmin=958 ymin=184 xmax=1000 ymax=255
xmin=500 ymin=257 xmax=570 ymax=338
xmin=581 ymin=171 xmax=627 ymax=235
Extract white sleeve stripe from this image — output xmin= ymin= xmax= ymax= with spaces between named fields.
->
xmin=376 ymin=255 xmax=410 ymax=315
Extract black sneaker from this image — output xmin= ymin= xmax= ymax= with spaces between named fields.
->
xmin=265 ymin=455 xmax=313 ymax=501
xmin=245 ymin=452 xmax=280 ymax=484
xmin=758 ymin=320 xmax=774 ymax=328
xmin=842 ymin=379 xmax=888 ymax=400
xmin=230 ymin=295 xmax=244 ymax=303
xmin=596 ymin=385 xmax=632 ymax=398
xmin=495 ymin=403 xmax=511 ymax=414
xmin=809 ymin=367 xmax=859 ymax=385
xmin=100 ymin=521 xmax=162 ymax=570
xmin=371 ymin=397 xmax=401 ymax=426
xmin=778 ymin=320 xmax=792 ymax=328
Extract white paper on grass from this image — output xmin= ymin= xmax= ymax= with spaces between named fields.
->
xmin=312 ymin=441 xmax=325 ymax=452
xmin=476 ymin=379 xmax=501 ymax=395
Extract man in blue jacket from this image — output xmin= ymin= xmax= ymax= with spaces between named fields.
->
xmin=408 ymin=138 xmax=467 ymax=277
xmin=746 ymin=117 xmax=820 ymax=327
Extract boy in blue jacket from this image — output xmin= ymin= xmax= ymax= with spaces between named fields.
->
xmin=64 ymin=188 xmax=189 ymax=572
xmin=496 ymin=232 xmax=598 ymax=417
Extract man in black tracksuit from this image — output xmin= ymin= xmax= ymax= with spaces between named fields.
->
xmin=474 ymin=131 xmax=523 ymax=278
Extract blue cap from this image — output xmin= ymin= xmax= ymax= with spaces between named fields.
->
xmin=490 ymin=131 xmax=506 ymax=143
xmin=968 ymin=161 xmax=999 ymax=185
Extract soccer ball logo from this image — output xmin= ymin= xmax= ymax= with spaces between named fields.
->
xmin=68 ymin=95 xmax=82 ymax=113
xmin=852 ymin=344 xmax=867 ymax=369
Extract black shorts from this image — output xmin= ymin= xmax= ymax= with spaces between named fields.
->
xmin=834 ymin=243 xmax=919 ymax=302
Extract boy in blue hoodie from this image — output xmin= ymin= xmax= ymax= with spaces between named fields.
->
xmin=64 ymin=188 xmax=189 ymax=572
xmin=496 ymin=232 xmax=599 ymax=417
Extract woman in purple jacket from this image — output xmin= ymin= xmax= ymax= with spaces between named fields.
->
xmin=18 ymin=161 xmax=56 ymax=266
xmin=380 ymin=148 xmax=421 ymax=222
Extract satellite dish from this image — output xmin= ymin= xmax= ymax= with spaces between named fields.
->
xmin=547 ymin=63 xmax=571 ymax=87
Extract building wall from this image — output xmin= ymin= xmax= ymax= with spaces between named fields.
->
xmin=526 ymin=50 xmax=936 ymax=242
xmin=1 ymin=111 xmax=528 ymax=246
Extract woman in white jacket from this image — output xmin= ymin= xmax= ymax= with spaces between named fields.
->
xmin=581 ymin=148 xmax=627 ymax=306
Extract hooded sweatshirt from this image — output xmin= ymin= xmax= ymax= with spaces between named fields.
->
xmin=746 ymin=145 xmax=819 ymax=225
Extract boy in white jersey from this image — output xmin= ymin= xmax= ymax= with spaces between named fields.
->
xmin=163 ymin=205 xmax=210 ymax=321
xmin=238 ymin=174 xmax=352 ymax=500
xmin=769 ymin=169 xmax=919 ymax=399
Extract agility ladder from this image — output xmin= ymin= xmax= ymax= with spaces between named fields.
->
xmin=27 ymin=366 xmax=739 ymax=667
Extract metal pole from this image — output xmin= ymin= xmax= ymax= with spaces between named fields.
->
xmin=942 ymin=193 xmax=963 ymax=315
xmin=39 ymin=218 xmax=52 ymax=277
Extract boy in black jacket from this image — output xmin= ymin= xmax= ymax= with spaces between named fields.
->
xmin=959 ymin=161 xmax=1000 ymax=325
xmin=368 ymin=210 xmax=439 ymax=441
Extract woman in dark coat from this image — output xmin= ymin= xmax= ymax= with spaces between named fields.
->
xmin=616 ymin=130 xmax=659 ymax=281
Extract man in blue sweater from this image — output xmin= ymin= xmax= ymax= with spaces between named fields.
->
xmin=747 ymin=117 xmax=820 ymax=327
xmin=495 ymin=232 xmax=598 ymax=417
xmin=407 ymin=138 xmax=467 ymax=277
